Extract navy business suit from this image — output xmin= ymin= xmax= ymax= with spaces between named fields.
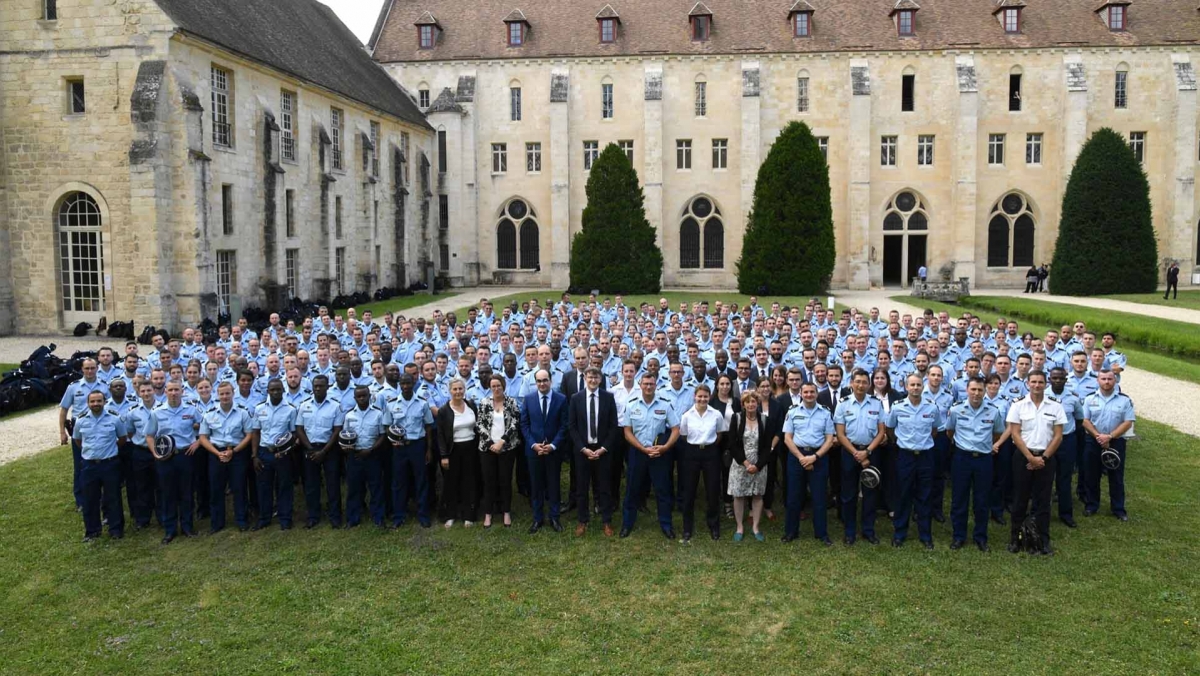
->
xmin=520 ymin=390 xmax=569 ymax=523
xmin=567 ymin=388 xmax=620 ymax=524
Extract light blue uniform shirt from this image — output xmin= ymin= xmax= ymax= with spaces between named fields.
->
xmin=105 ymin=395 xmax=136 ymax=419
xmin=1046 ymin=389 xmax=1082 ymax=436
xmin=72 ymin=408 xmax=128 ymax=460
xmin=624 ymin=395 xmax=681 ymax=448
xmin=342 ymin=404 xmax=387 ymax=451
xmin=252 ymin=400 xmax=298 ymax=449
xmin=199 ymin=404 xmax=254 ymax=448
xmin=296 ymin=396 xmax=344 ymax=445
xmin=923 ymin=385 xmax=956 ymax=432
xmin=384 ymin=391 xmax=434 ymax=440
xmin=782 ymin=402 xmax=835 ymax=449
xmin=656 ymin=384 xmax=696 ymax=420
xmin=416 ymin=379 xmax=450 ymax=409
xmin=1067 ymin=372 xmax=1099 ymax=400
xmin=1082 ymin=391 xmax=1136 ymax=435
xmin=60 ymin=378 xmax=110 ymax=418
xmin=946 ymin=400 xmax=1004 ymax=454
xmin=886 ymin=397 xmax=943 ymax=451
xmin=233 ymin=389 xmax=264 ymax=412
xmin=833 ymin=394 xmax=885 ymax=447
xmin=151 ymin=403 xmax=200 ymax=448
xmin=123 ymin=402 xmax=157 ymax=447
xmin=998 ymin=376 xmax=1028 ymax=401
xmin=327 ymin=384 xmax=359 ymax=413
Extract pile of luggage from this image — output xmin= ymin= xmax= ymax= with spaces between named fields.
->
xmin=0 ymin=344 xmax=88 ymax=417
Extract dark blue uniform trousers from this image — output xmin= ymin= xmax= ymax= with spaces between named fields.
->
xmin=893 ymin=447 xmax=933 ymax=543
xmin=1084 ymin=437 xmax=1127 ymax=516
xmin=208 ymin=450 xmax=249 ymax=531
xmin=346 ymin=450 xmax=384 ymax=526
xmin=527 ymin=448 xmax=563 ymax=523
xmin=71 ymin=439 xmax=84 ymax=508
xmin=129 ymin=445 xmax=157 ymax=527
xmin=839 ymin=449 xmax=877 ymax=539
xmin=929 ymin=431 xmax=951 ymax=517
xmin=303 ymin=447 xmax=343 ymax=526
xmin=622 ymin=446 xmax=675 ymax=532
xmin=990 ymin=440 xmax=1015 ymax=519
xmin=1053 ymin=431 xmax=1077 ymax=519
xmin=391 ymin=438 xmax=430 ymax=526
xmin=786 ymin=451 xmax=828 ymax=540
xmin=81 ymin=457 xmax=123 ymax=537
xmin=951 ymin=448 xmax=993 ymax=544
xmin=156 ymin=452 xmax=194 ymax=537
xmin=255 ymin=449 xmax=294 ymax=527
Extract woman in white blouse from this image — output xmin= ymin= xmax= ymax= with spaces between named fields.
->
xmin=678 ymin=384 xmax=729 ymax=542
xmin=436 ymin=378 xmax=479 ymax=528
xmin=476 ymin=374 xmax=521 ymax=528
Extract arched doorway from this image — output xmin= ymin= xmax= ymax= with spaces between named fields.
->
xmin=56 ymin=191 xmax=106 ymax=324
xmin=881 ymin=190 xmax=928 ymax=287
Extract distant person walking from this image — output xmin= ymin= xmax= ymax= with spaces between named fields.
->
xmin=1024 ymin=266 xmax=1039 ymax=294
xmin=1164 ymin=262 xmax=1180 ymax=300
xmin=1036 ymin=264 xmax=1049 ymax=292
xmin=917 ymin=265 xmax=928 ymax=283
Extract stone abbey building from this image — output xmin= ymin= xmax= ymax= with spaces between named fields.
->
xmin=1 ymin=0 xmax=1199 ymax=334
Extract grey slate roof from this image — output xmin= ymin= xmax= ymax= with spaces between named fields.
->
xmin=153 ymin=0 xmax=429 ymax=129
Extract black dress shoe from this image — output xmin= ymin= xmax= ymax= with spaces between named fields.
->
xmin=280 ymin=523 xmax=292 ymax=531
xmin=781 ymin=533 xmax=797 ymax=543
xmin=250 ymin=523 xmax=266 ymax=532
xmin=950 ymin=539 xmax=965 ymax=550
xmin=549 ymin=518 xmax=564 ymax=533
xmin=663 ymin=528 xmax=676 ymax=540
xmin=991 ymin=514 xmax=1007 ymax=526
xmin=1083 ymin=509 xmax=1097 ymax=517
xmin=932 ymin=512 xmax=946 ymax=524
xmin=891 ymin=538 xmax=904 ymax=548
xmin=419 ymin=520 xmax=432 ymax=529
xmin=238 ymin=525 xmax=250 ymax=532
xmin=208 ymin=528 xmax=222 ymax=536
xmin=110 ymin=532 xmax=123 ymax=540
xmin=710 ymin=528 xmax=720 ymax=541
xmin=819 ymin=536 xmax=833 ymax=547
xmin=1039 ymin=545 xmax=1054 ymax=556
xmin=682 ymin=531 xmax=692 ymax=543
xmin=976 ymin=540 xmax=990 ymax=553
xmin=182 ymin=531 xmax=198 ymax=538
xmin=528 ymin=521 xmax=543 ymax=534
xmin=619 ymin=527 xmax=631 ymax=538
xmin=844 ymin=536 xmax=856 ymax=546
xmin=922 ymin=540 xmax=934 ymax=550
xmin=1116 ymin=513 xmax=1129 ymax=522
xmin=305 ymin=520 xmax=318 ymax=530
xmin=329 ymin=522 xmax=342 ymax=530
xmin=83 ymin=534 xmax=98 ymax=543
xmin=864 ymin=534 xmax=879 ymax=545
xmin=1061 ymin=516 xmax=1077 ymax=529
xmin=1007 ymin=541 xmax=1020 ymax=554
xmin=161 ymin=535 xmax=174 ymax=545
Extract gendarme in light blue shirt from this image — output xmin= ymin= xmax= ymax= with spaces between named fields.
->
xmin=200 ymin=403 xmax=254 ymax=448
xmin=297 ymin=396 xmax=344 ymax=445
xmin=946 ymin=400 xmax=1004 ymax=454
xmin=886 ymin=397 xmax=942 ymax=451
xmin=151 ymin=402 xmax=200 ymax=448
xmin=384 ymin=391 xmax=434 ymax=440
xmin=782 ymin=402 xmax=834 ymax=449
xmin=833 ymin=394 xmax=885 ymax=447
xmin=625 ymin=395 xmax=681 ymax=448
xmin=1082 ymin=390 xmax=1136 ymax=435
xmin=342 ymin=404 xmax=387 ymax=451
xmin=60 ymin=378 xmax=109 ymax=418
xmin=72 ymin=408 xmax=128 ymax=460
xmin=1046 ymin=389 xmax=1083 ymax=436
xmin=252 ymin=399 xmax=298 ymax=449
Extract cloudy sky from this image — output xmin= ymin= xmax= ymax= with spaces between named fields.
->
xmin=318 ymin=0 xmax=388 ymax=44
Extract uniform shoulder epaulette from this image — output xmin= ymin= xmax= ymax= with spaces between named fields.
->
xmin=982 ymin=400 xmax=999 ymax=411
xmin=105 ymin=406 xmax=119 ymax=416
xmin=1117 ymin=392 xmax=1131 ymax=400
xmin=837 ymin=394 xmax=853 ymax=403
xmin=816 ymin=402 xmax=832 ymax=414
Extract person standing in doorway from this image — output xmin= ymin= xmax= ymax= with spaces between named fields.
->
xmin=1165 ymin=261 xmax=1180 ymax=300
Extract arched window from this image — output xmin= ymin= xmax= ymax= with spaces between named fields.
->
xmin=57 ymin=191 xmax=105 ymax=315
xmin=880 ymin=190 xmax=930 ymax=287
xmin=497 ymin=198 xmax=539 ymax=270
xmin=987 ymin=192 xmax=1036 ymax=267
xmin=680 ymin=196 xmax=723 ymax=270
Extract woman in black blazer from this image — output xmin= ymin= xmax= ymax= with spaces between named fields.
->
xmin=436 ymin=378 xmax=479 ymax=528
xmin=726 ymin=391 xmax=772 ymax=541
xmin=476 ymin=374 xmax=522 ymax=528
xmin=870 ymin=367 xmax=906 ymax=517
xmin=710 ymin=374 xmax=741 ymax=518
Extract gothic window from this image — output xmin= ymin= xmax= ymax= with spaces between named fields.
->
xmin=987 ymin=192 xmax=1036 ymax=267
xmin=680 ymin=196 xmax=723 ymax=269
xmin=497 ymin=199 xmax=539 ymax=270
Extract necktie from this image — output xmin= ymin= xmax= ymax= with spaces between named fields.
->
xmin=541 ymin=395 xmax=548 ymax=421
xmin=579 ymin=374 xmax=585 ymax=392
xmin=589 ymin=393 xmax=597 ymax=443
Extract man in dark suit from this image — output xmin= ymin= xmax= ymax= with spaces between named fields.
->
xmin=520 ymin=368 xmax=569 ymax=533
xmin=568 ymin=367 xmax=620 ymax=536
xmin=707 ymin=349 xmax=737 ymax=382
xmin=817 ymin=367 xmax=851 ymax=511
xmin=560 ymin=348 xmax=604 ymax=511
xmin=733 ymin=358 xmax=758 ymax=398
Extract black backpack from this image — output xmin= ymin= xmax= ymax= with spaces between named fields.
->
xmin=137 ymin=325 xmax=157 ymax=345
xmin=73 ymin=322 xmax=93 ymax=337
xmin=1016 ymin=516 xmax=1042 ymax=554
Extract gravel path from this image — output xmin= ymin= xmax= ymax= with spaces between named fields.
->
xmin=979 ymin=288 xmax=1200 ymax=325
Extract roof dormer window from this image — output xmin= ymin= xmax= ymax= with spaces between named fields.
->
xmin=898 ymin=10 xmax=914 ymax=35
xmin=596 ymin=5 xmax=620 ymax=44
xmin=788 ymin=0 xmax=816 ymax=38
xmin=993 ymin=0 xmax=1025 ymax=34
xmin=503 ymin=9 xmax=529 ymax=47
xmin=890 ymin=0 xmax=920 ymax=36
xmin=689 ymin=2 xmax=712 ymax=42
xmin=414 ymin=13 xmax=441 ymax=49
xmin=1096 ymin=1 xmax=1130 ymax=31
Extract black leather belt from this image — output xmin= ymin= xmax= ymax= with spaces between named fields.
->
xmin=956 ymin=445 xmax=989 ymax=456
xmin=692 ymin=442 xmax=715 ymax=451
xmin=83 ymin=456 xmax=117 ymax=465
xmin=900 ymin=447 xmax=927 ymax=455
xmin=798 ymin=446 xmax=819 ymax=455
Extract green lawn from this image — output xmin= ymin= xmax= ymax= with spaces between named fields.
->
xmin=2 ymin=422 xmax=1198 ymax=673
xmin=347 ymin=291 xmax=457 ymax=318
xmin=454 ymin=290 xmax=826 ymax=318
xmin=1102 ymin=290 xmax=1200 ymax=313
xmin=0 ymin=362 xmax=17 ymax=374
xmin=894 ymin=295 xmax=1200 ymax=387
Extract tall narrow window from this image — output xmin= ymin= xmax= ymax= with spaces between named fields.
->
xmin=619 ymin=140 xmax=634 ymax=163
xmin=510 ymin=87 xmax=522 ymax=121
xmin=419 ymin=24 xmax=435 ymax=49
xmin=519 ymin=218 xmax=540 ymax=270
xmin=695 ymin=82 xmax=707 ymax=117
xmin=988 ymin=134 xmax=1006 ymax=165
xmin=880 ymin=136 xmax=897 ymax=167
xmin=285 ymin=249 xmax=299 ymax=298
xmin=601 ymin=83 xmax=614 ymax=119
xmin=1109 ymin=4 xmax=1126 ymax=30
xmin=1129 ymin=131 xmax=1146 ymax=164
xmin=1009 ymin=73 xmax=1022 ymax=112
xmin=418 ymin=89 xmax=430 ymax=108
xmin=280 ymin=90 xmax=296 ymax=161
xmin=369 ymin=120 xmax=380 ymax=177
xmin=437 ymin=130 xmax=447 ymax=173
xmin=401 ymin=132 xmax=411 ymax=184
xmin=211 ymin=66 xmax=232 ymax=147
xmin=988 ymin=192 xmax=1037 ymax=267
xmin=794 ymin=12 xmax=810 ymax=37
xmin=66 ymin=78 xmax=85 ymax=114
xmin=1003 ymin=8 xmax=1020 ymax=33
xmin=917 ymin=135 xmax=934 ymax=166
xmin=817 ymin=136 xmax=828 ymax=160
xmin=583 ymin=141 xmax=599 ymax=170
xmin=677 ymin=139 xmax=692 ymax=170
xmin=57 ymin=192 xmax=105 ymax=316
xmin=680 ymin=218 xmax=700 ymax=269
xmin=492 ymin=143 xmax=507 ymax=173
xmin=1025 ymin=133 xmax=1043 ymax=165
xmin=1114 ymin=69 xmax=1128 ymax=109
xmin=330 ymin=107 xmax=343 ymax=170
xmin=691 ymin=15 xmax=710 ymax=41
xmin=43 ymin=0 xmax=57 ymax=20
xmin=216 ymin=251 xmax=237 ymax=314
xmin=600 ymin=18 xmax=615 ymax=43
xmin=797 ymin=76 xmax=810 ymax=113
xmin=712 ymin=139 xmax=728 ymax=170
xmin=508 ymin=22 xmax=524 ymax=46
xmin=901 ymin=74 xmax=915 ymax=112
xmin=334 ymin=247 xmax=346 ymax=293
xmin=334 ymin=196 xmax=343 ymax=239
xmin=439 ymin=195 xmax=449 ymax=229
xmin=285 ymin=189 xmax=295 ymax=238
xmin=497 ymin=219 xmax=517 ymax=269
xmin=680 ymin=196 xmax=723 ymax=269
xmin=897 ymin=10 xmax=914 ymax=36
xmin=221 ymin=184 xmax=234 ymax=235
xmin=526 ymin=142 xmax=541 ymax=172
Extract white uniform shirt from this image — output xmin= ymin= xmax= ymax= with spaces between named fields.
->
xmin=1005 ymin=396 xmax=1067 ymax=452
xmin=679 ymin=406 xmax=728 ymax=445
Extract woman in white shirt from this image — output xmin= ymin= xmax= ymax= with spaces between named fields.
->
xmin=436 ymin=378 xmax=479 ymax=528
xmin=678 ymin=384 xmax=729 ymax=542
xmin=476 ymin=374 xmax=521 ymax=528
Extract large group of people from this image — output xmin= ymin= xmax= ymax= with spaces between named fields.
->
xmin=63 ymin=293 xmax=1136 ymax=555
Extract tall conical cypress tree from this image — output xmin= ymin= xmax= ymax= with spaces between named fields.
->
xmin=1050 ymin=128 xmax=1157 ymax=295
xmin=736 ymin=121 xmax=835 ymax=294
xmin=569 ymin=143 xmax=663 ymax=293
